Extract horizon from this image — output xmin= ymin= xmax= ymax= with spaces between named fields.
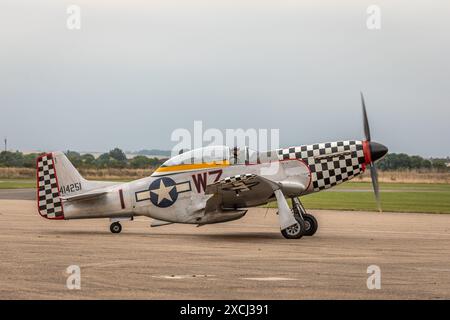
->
xmin=4 ymin=146 xmax=450 ymax=160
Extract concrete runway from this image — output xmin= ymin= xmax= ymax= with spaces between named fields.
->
xmin=0 ymin=188 xmax=35 ymax=200
xmin=1 ymin=198 xmax=450 ymax=299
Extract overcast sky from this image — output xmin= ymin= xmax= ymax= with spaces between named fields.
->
xmin=1 ymin=0 xmax=449 ymax=157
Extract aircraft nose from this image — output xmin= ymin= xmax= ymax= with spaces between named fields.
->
xmin=369 ymin=141 xmax=388 ymax=162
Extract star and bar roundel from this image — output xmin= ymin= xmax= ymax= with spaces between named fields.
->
xmin=135 ymin=177 xmax=191 ymax=208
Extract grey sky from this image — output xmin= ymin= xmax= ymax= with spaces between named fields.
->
xmin=1 ymin=0 xmax=449 ymax=157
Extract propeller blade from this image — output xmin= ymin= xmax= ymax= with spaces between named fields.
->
xmin=361 ymin=93 xmax=383 ymax=212
xmin=370 ymin=163 xmax=382 ymax=213
xmin=361 ymin=92 xmax=371 ymax=141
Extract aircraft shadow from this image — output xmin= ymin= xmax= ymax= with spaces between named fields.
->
xmin=45 ymin=230 xmax=282 ymax=241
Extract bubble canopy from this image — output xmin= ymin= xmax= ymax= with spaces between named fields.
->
xmin=161 ymin=146 xmax=230 ymax=167
xmin=160 ymin=146 xmax=260 ymax=168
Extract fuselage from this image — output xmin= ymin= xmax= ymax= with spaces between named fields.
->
xmin=61 ymin=140 xmax=384 ymax=224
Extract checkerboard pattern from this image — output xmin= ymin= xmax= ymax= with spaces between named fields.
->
xmin=277 ymin=141 xmax=366 ymax=191
xmin=213 ymin=174 xmax=257 ymax=192
xmin=37 ymin=153 xmax=64 ymax=219
xmin=223 ymin=174 xmax=255 ymax=184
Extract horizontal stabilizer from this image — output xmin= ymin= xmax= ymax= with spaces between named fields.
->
xmin=60 ymin=190 xmax=108 ymax=202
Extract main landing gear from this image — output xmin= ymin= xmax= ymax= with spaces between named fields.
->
xmin=280 ymin=197 xmax=318 ymax=239
xmin=110 ymin=221 xmax=122 ymax=234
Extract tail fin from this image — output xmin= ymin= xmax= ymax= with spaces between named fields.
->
xmin=37 ymin=152 xmax=65 ymax=219
xmin=36 ymin=151 xmax=89 ymax=219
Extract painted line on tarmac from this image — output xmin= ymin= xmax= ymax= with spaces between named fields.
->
xmin=241 ymin=277 xmax=297 ymax=281
xmin=152 ymin=274 xmax=215 ymax=279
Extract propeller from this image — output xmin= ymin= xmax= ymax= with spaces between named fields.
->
xmin=361 ymin=92 xmax=371 ymax=142
xmin=360 ymin=92 xmax=387 ymax=213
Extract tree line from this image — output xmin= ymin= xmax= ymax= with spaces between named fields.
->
xmin=0 ymin=149 xmax=448 ymax=171
xmin=376 ymin=153 xmax=448 ymax=170
xmin=0 ymin=148 xmax=166 ymax=169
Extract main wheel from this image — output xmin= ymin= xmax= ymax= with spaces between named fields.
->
xmin=302 ymin=213 xmax=318 ymax=236
xmin=110 ymin=222 xmax=122 ymax=234
xmin=280 ymin=215 xmax=305 ymax=239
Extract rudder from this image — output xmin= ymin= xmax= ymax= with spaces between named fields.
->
xmin=36 ymin=153 xmax=64 ymax=219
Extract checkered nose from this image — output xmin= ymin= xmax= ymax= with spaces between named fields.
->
xmin=369 ymin=142 xmax=388 ymax=162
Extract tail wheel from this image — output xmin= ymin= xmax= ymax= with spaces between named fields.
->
xmin=280 ymin=215 xmax=305 ymax=239
xmin=302 ymin=214 xmax=318 ymax=236
xmin=110 ymin=222 xmax=122 ymax=234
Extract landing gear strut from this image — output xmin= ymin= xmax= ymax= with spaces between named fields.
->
xmin=110 ymin=221 xmax=122 ymax=234
xmin=274 ymin=189 xmax=304 ymax=239
xmin=280 ymin=216 xmax=305 ymax=239
xmin=279 ymin=197 xmax=318 ymax=239
xmin=291 ymin=197 xmax=318 ymax=237
xmin=274 ymin=188 xmax=318 ymax=239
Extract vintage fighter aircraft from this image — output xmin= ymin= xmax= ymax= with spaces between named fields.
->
xmin=36 ymin=94 xmax=387 ymax=239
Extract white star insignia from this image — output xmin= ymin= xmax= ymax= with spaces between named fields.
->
xmin=150 ymin=179 xmax=175 ymax=204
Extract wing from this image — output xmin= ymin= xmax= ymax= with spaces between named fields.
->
xmin=204 ymin=173 xmax=280 ymax=212
xmin=204 ymin=159 xmax=311 ymax=214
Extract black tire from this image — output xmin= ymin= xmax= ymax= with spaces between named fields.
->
xmin=280 ymin=215 xmax=305 ymax=239
xmin=110 ymin=222 xmax=122 ymax=234
xmin=302 ymin=214 xmax=318 ymax=236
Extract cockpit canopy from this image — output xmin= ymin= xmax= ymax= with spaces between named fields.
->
xmin=160 ymin=145 xmax=261 ymax=168
xmin=161 ymin=146 xmax=229 ymax=167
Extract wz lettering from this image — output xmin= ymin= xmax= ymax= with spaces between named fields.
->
xmin=192 ymin=170 xmax=222 ymax=193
